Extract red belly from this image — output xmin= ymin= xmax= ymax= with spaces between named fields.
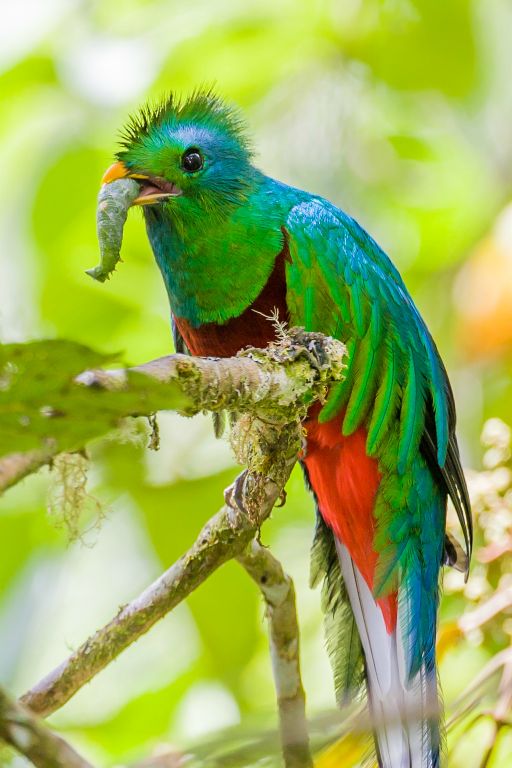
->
xmin=303 ymin=404 xmax=397 ymax=632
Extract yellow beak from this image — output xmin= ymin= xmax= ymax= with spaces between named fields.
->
xmin=102 ymin=161 xmax=127 ymax=184
xmin=101 ymin=161 xmax=181 ymax=205
xmin=102 ymin=161 xmax=150 ymax=183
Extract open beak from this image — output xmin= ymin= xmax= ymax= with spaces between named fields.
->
xmin=101 ymin=161 xmax=182 ymax=205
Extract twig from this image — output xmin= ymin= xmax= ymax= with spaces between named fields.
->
xmin=129 ymin=745 xmax=185 ymax=768
xmin=238 ymin=541 xmax=313 ymax=768
xmin=459 ymin=585 xmax=512 ymax=632
xmin=0 ymin=446 xmax=56 ymax=494
xmin=478 ymin=536 xmax=512 ymax=563
xmin=493 ymin=651 xmax=512 ymax=722
xmin=0 ymin=685 xmax=93 ymax=768
xmin=447 ymin=646 xmax=512 ymax=725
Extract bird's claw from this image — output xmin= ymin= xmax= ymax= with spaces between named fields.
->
xmin=224 ymin=470 xmax=250 ymax=518
xmin=275 ymin=489 xmax=287 ymax=508
xmin=276 ymin=331 xmax=328 ymax=372
xmin=303 ymin=338 xmax=328 ymax=370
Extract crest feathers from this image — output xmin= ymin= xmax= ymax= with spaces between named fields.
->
xmin=118 ymin=88 xmax=250 ymax=153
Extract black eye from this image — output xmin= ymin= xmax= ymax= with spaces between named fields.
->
xmin=181 ymin=148 xmax=203 ymax=173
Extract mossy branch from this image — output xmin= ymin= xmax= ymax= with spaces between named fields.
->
xmin=0 ymin=447 xmax=57 ymax=494
xmin=0 ymin=328 xmax=345 ymax=495
xmin=77 ymin=327 xmax=346 ymax=424
xmin=20 ymin=457 xmax=297 ymax=718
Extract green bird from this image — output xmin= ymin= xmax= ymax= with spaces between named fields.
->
xmin=101 ymin=90 xmax=471 ymax=768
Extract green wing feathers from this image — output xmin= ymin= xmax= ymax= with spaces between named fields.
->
xmin=285 ymin=198 xmax=472 ymax=566
xmin=343 ymin=325 xmax=383 ymax=436
xmin=397 ymin=351 xmax=426 ymax=474
xmin=367 ymin=342 xmax=398 ymax=453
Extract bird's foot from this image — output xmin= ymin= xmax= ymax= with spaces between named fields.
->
xmin=224 ymin=469 xmax=250 ymax=520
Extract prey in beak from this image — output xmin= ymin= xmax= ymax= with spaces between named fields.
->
xmin=87 ymin=160 xmax=182 ymax=284
xmin=102 ymin=161 xmax=182 ymax=205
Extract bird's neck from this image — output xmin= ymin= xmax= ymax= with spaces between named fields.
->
xmin=143 ymin=174 xmax=291 ymax=328
xmin=173 ymin=241 xmax=290 ymax=357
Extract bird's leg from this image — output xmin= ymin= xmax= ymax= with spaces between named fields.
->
xmin=305 ymin=337 xmax=330 ymax=369
xmin=224 ymin=468 xmax=279 ymax=527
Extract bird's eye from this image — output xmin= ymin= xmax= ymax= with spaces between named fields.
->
xmin=181 ymin=148 xmax=203 ymax=173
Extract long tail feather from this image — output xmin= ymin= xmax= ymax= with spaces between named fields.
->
xmin=336 ymin=541 xmax=441 ymax=768
xmin=310 ymin=511 xmax=365 ymax=703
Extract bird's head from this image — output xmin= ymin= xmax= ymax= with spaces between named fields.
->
xmin=102 ymin=89 xmax=255 ymax=221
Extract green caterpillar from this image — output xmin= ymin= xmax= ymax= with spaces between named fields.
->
xmin=86 ymin=177 xmax=140 ymax=282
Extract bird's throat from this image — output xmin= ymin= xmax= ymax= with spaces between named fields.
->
xmin=174 ymin=243 xmax=290 ymax=357
xmin=144 ymin=192 xmax=285 ymax=328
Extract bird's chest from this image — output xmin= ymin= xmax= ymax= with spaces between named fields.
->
xmin=173 ymin=247 xmax=289 ymax=357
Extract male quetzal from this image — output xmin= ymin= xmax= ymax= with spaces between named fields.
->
xmin=101 ymin=91 xmax=471 ymax=768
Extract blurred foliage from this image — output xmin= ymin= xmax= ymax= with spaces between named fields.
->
xmin=1 ymin=0 xmax=512 ymax=766
xmin=0 ymin=338 xmax=194 ymax=457
xmin=441 ymin=418 xmax=512 ymax=767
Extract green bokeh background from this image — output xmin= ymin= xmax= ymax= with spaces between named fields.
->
xmin=1 ymin=1 xmax=512 ymax=766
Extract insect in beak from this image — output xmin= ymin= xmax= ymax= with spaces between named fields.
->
xmin=101 ymin=162 xmax=182 ymax=205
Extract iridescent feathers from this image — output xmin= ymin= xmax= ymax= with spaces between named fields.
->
xmin=118 ymin=88 xmax=252 ymax=158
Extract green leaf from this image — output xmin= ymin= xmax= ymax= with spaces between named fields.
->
xmin=0 ymin=339 xmax=193 ymax=459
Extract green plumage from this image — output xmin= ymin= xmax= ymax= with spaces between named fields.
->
xmin=367 ymin=342 xmax=398 ymax=453
xmin=284 ymin=198 xmax=471 ymax=677
xmin=117 ymin=88 xmax=471 ymax=650
xmin=398 ymin=352 xmax=425 ymax=473
xmin=342 ymin=325 xmax=382 ymax=436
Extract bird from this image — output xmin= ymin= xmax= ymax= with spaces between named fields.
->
xmin=101 ymin=90 xmax=472 ymax=768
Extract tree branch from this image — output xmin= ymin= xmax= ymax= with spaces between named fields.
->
xmin=0 ymin=685 xmax=93 ymax=768
xmin=238 ymin=540 xmax=313 ymax=768
xmin=20 ymin=420 xmax=299 ymax=717
xmin=76 ymin=330 xmax=346 ymax=445
xmin=1 ymin=329 xmax=346 ymax=495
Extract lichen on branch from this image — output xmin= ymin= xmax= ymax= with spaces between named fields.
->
xmin=0 ymin=329 xmax=345 ymax=497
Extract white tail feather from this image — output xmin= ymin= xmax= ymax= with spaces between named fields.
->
xmin=336 ymin=541 xmax=439 ymax=768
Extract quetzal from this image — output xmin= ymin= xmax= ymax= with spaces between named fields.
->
xmin=101 ymin=91 xmax=471 ymax=768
